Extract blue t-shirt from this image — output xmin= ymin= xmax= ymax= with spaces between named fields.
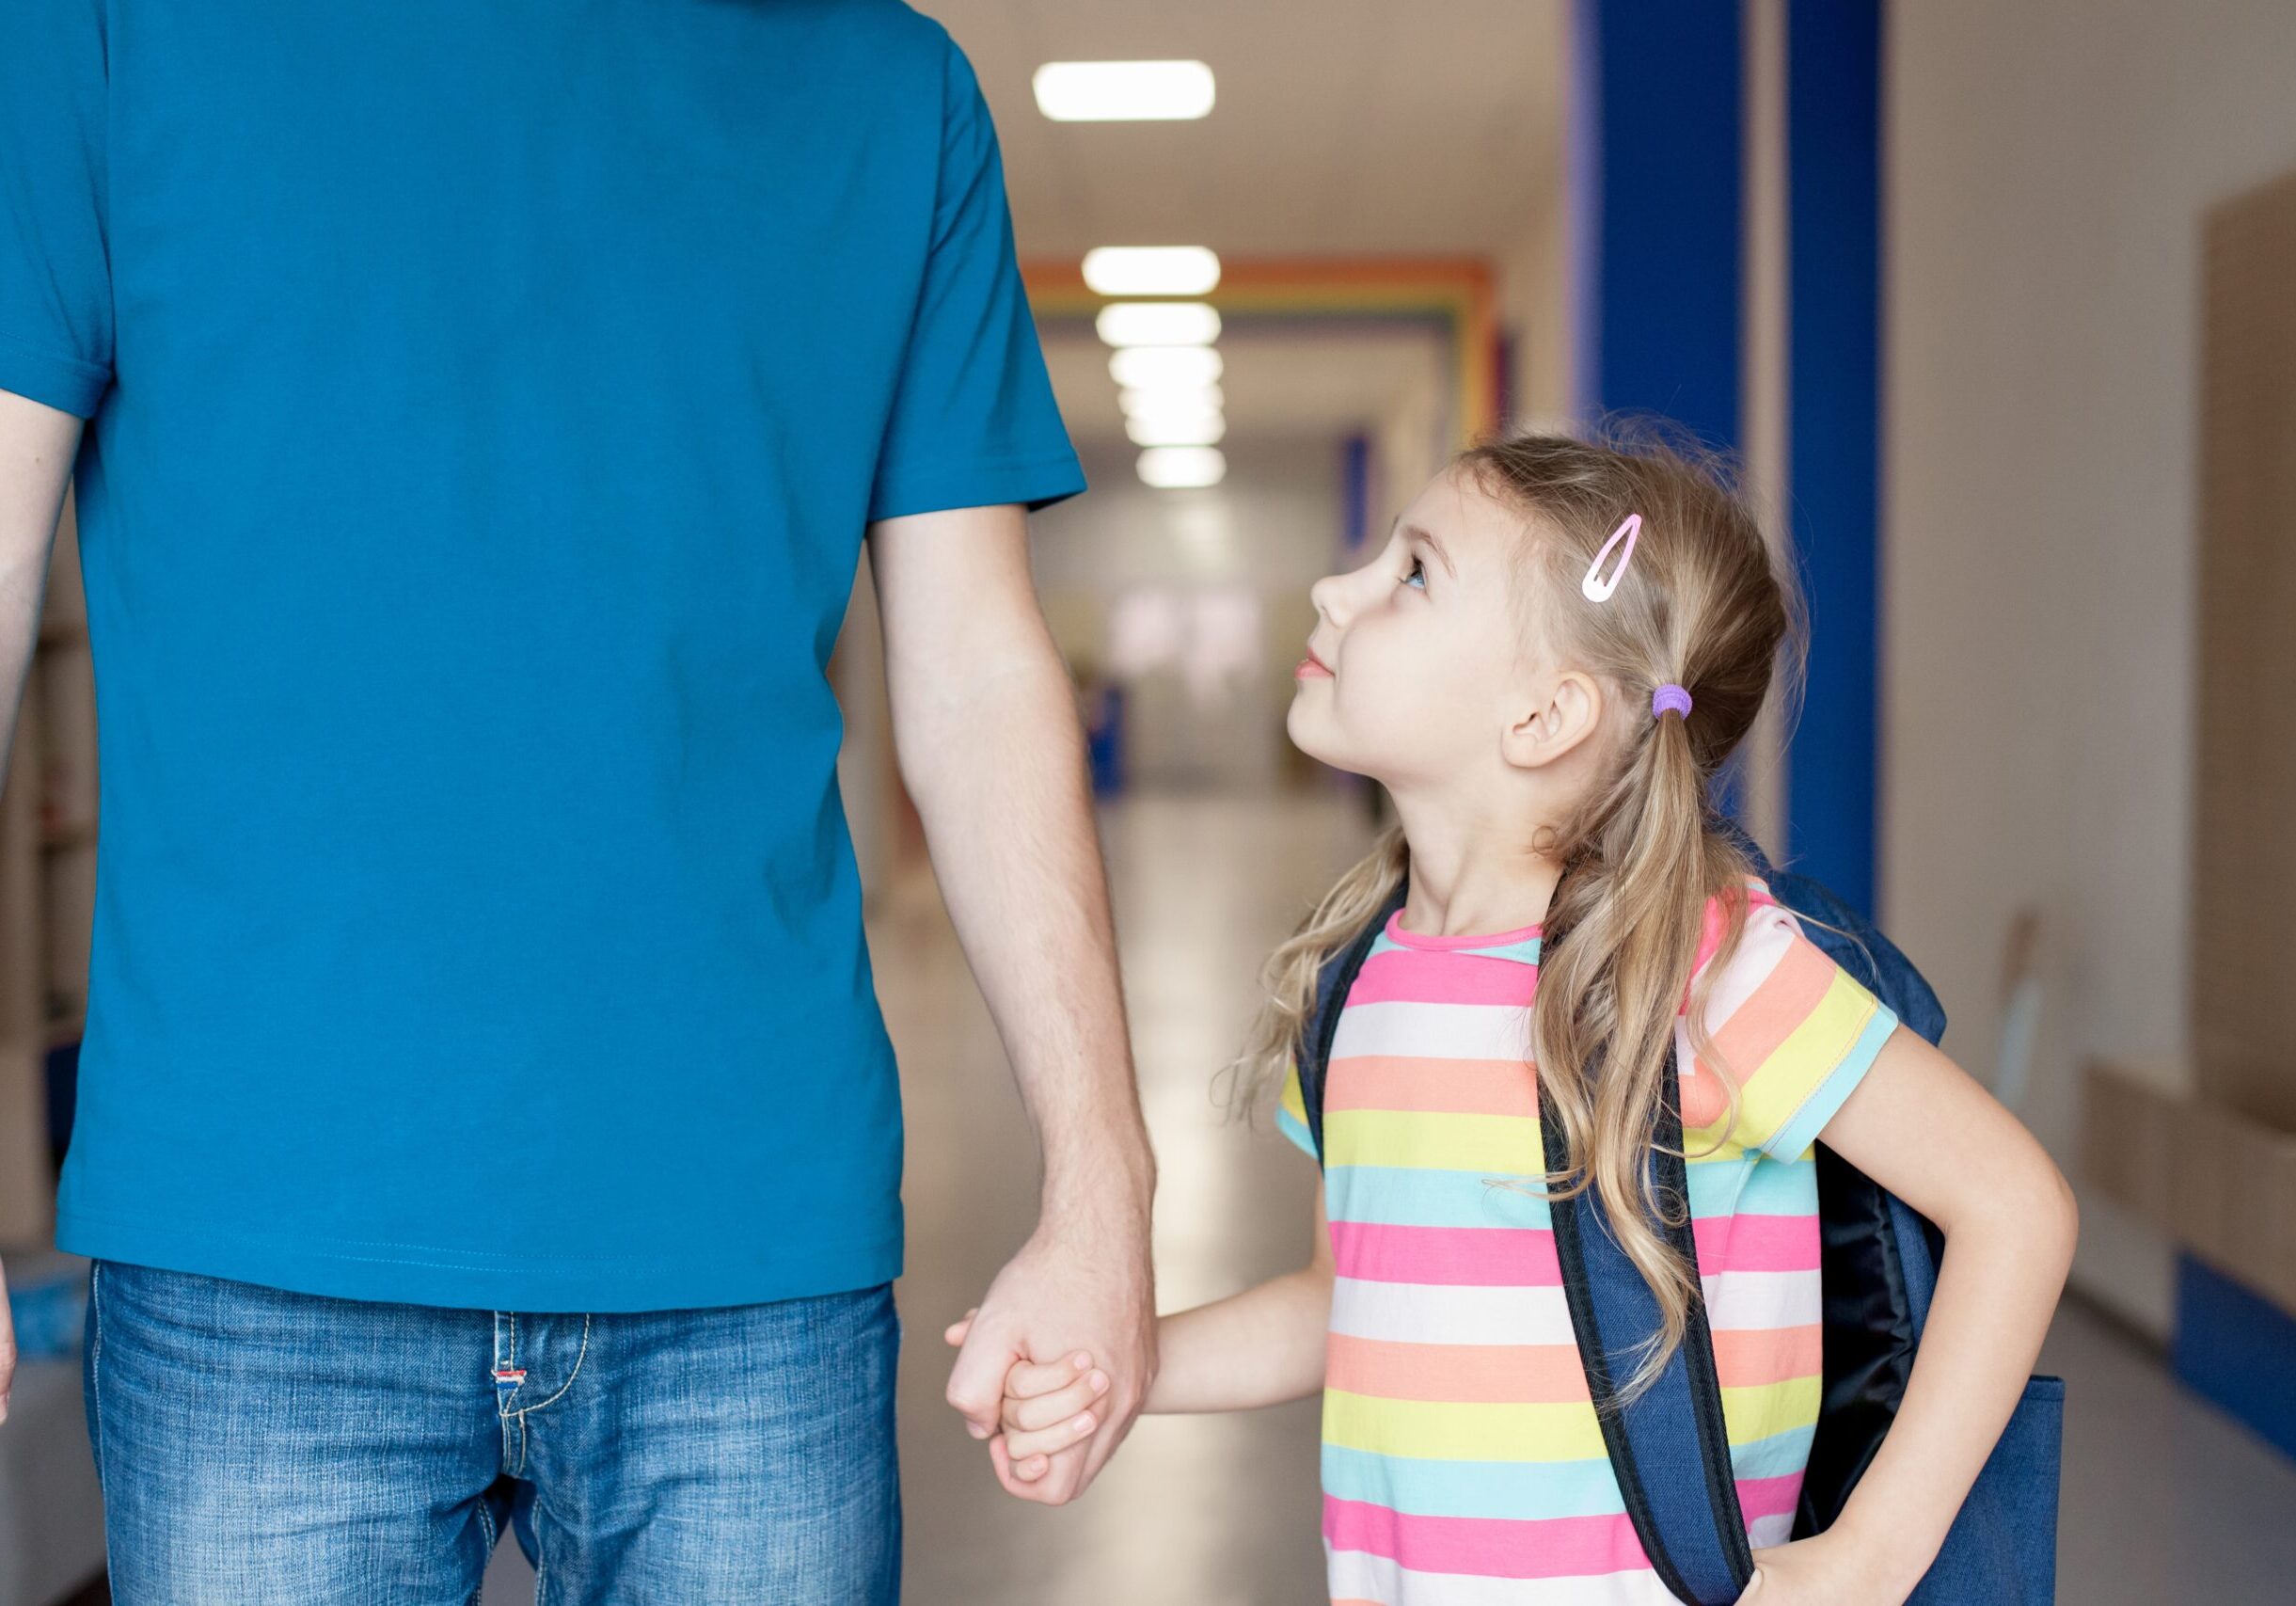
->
xmin=0 ymin=0 xmax=1083 ymax=1310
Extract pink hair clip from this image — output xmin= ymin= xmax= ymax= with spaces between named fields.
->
xmin=1581 ymin=514 xmax=1642 ymax=602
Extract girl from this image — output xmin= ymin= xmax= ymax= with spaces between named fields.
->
xmin=955 ymin=432 xmax=2076 ymax=1604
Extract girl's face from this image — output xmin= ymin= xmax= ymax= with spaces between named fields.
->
xmin=1289 ymin=467 xmax=1547 ymax=789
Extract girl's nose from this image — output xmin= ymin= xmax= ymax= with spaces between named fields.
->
xmin=1309 ymin=571 xmax=1349 ymax=629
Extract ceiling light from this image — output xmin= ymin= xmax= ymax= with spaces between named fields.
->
xmin=1120 ymin=384 xmax=1224 ymax=418
xmin=1138 ymin=447 xmax=1227 ymax=489
xmin=1109 ymin=345 xmax=1223 ymax=390
xmin=1127 ymin=412 xmax=1226 ymax=448
xmin=1095 ymin=301 xmax=1222 ymax=348
xmin=1034 ymin=61 xmax=1215 ymax=122
xmin=1084 ymin=246 xmax=1222 ymax=297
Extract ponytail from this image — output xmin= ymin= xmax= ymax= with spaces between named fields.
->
xmin=1532 ymin=695 xmax=1753 ymax=1400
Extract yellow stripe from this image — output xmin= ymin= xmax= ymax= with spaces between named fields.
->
xmin=1687 ymin=971 xmax=1881 ymax=1156
xmin=1720 ymin=1374 xmax=1822 ymax=1443
xmin=1322 ymin=1389 xmax=1610 ymax=1463
xmin=1322 ymin=1379 xmax=1818 ymax=1467
xmin=1279 ymin=1064 xmax=1308 ymax=1125
xmin=1323 ymin=1107 xmax=1544 ymax=1174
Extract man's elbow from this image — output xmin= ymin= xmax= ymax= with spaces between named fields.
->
xmin=888 ymin=637 xmax=1083 ymax=795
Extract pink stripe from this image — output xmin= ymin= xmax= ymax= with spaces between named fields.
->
xmin=1347 ymin=946 xmax=1540 ymax=1007
xmin=1324 ymin=1497 xmax=1651 ymax=1581
xmin=1738 ymin=1473 xmax=1803 ymax=1521
xmin=1328 ymin=1216 xmax=1816 ymax=1288
xmin=1695 ymin=1213 xmax=1819 ymax=1275
xmin=1331 ymin=1221 xmax=1561 ymax=1286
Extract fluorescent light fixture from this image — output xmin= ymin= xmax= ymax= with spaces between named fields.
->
xmin=1138 ymin=446 xmax=1227 ymax=489
xmin=1109 ymin=344 xmax=1223 ymax=390
xmin=1126 ymin=411 xmax=1226 ymax=448
xmin=1095 ymin=301 xmax=1222 ymax=348
xmin=1034 ymin=61 xmax=1215 ymax=122
xmin=1119 ymin=383 xmax=1224 ymax=418
xmin=1083 ymin=246 xmax=1221 ymax=297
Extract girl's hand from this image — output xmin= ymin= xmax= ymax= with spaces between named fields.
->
xmin=942 ymin=1310 xmax=1112 ymax=1484
xmin=1738 ymin=1535 xmax=1908 ymax=1606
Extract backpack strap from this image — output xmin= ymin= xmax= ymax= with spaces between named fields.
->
xmin=1296 ymin=880 xmax=1409 ymax=1164
xmin=1540 ymin=1043 xmax=1754 ymax=1606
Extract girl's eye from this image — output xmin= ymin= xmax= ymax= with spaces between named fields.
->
xmin=1403 ymin=557 xmax=1427 ymax=590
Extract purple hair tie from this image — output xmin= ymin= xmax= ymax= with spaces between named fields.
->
xmin=1652 ymin=684 xmax=1693 ymax=721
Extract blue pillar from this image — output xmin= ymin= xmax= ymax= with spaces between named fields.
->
xmin=1570 ymin=0 xmax=1744 ymax=450
xmin=1570 ymin=0 xmax=1746 ymax=819
xmin=1784 ymin=0 xmax=1882 ymax=915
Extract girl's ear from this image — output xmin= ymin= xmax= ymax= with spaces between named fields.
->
xmin=1501 ymin=670 xmax=1606 ymax=771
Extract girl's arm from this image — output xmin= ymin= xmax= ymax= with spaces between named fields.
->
xmin=1762 ymin=1025 xmax=2078 ymax=1602
xmin=1147 ymin=1182 xmax=1336 ymax=1414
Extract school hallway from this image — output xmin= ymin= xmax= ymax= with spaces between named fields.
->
xmin=465 ymin=790 xmax=2296 ymax=1605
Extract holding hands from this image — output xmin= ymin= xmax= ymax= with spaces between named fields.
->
xmin=942 ymin=1311 xmax=1113 ymax=1487
xmin=939 ymin=1209 xmax=1155 ymax=1506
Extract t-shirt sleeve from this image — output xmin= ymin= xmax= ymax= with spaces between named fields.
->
xmin=0 ymin=0 xmax=114 ymax=418
xmin=1679 ymin=895 xmax=1901 ymax=1162
xmin=865 ymin=35 xmax=1084 ymax=524
xmin=1274 ymin=1060 xmax=1321 ymax=1161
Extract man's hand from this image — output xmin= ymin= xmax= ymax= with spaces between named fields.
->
xmin=944 ymin=1203 xmax=1156 ymax=1505
xmin=1 ymin=1253 xmax=17 ymax=1423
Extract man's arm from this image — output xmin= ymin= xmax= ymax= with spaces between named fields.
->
xmin=865 ymin=500 xmax=1156 ymax=1506
xmin=0 ymin=390 xmax=82 ymax=1423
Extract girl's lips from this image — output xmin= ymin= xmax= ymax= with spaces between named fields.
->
xmin=1296 ymin=654 xmax=1334 ymax=679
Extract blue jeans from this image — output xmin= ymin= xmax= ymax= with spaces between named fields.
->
xmin=83 ymin=1261 xmax=901 ymax=1605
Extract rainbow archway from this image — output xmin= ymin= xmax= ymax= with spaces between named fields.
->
xmin=1021 ymin=257 xmax=1502 ymax=451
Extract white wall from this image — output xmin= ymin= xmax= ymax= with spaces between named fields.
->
xmin=1497 ymin=179 xmax=1576 ymax=432
xmin=1885 ymin=0 xmax=2296 ymax=1335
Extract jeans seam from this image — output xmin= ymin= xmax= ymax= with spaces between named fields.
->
xmin=86 ymin=1264 xmax=105 ymax=1486
xmin=506 ymin=1314 xmax=591 ymax=1419
xmin=87 ymin=1262 xmax=111 ymax=1599
xmin=531 ymin=1495 xmax=548 ymax=1606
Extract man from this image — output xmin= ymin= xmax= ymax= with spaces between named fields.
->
xmin=0 ymin=2 xmax=1155 ymax=1599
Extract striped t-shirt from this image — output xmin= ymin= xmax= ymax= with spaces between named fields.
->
xmin=1276 ymin=882 xmax=1900 ymax=1605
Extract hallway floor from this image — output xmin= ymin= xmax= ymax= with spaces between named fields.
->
xmin=487 ymin=788 xmax=2296 ymax=1603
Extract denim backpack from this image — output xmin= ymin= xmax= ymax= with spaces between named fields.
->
xmin=1292 ymin=835 xmax=2064 ymax=1605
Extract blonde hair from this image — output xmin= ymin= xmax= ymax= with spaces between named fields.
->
xmin=1231 ymin=423 xmax=1802 ymax=1399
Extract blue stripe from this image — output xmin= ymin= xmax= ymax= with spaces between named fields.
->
xmin=1275 ymin=1105 xmax=1319 ymax=1160
xmin=1325 ymin=1165 xmax=1553 ymax=1228
xmin=1365 ymin=930 xmax=1543 ymax=966
xmin=1322 ymin=1443 xmax=1627 ymax=1520
xmin=1728 ymin=1423 xmax=1818 ymax=1482
xmin=1322 ymin=1152 xmax=1820 ymax=1229
xmin=1686 ymin=1151 xmax=1819 ymax=1218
